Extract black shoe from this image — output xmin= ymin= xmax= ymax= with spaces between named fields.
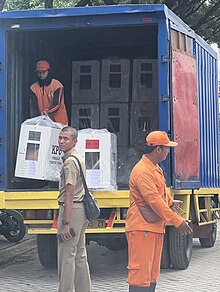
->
xmin=129 ymin=286 xmax=150 ymax=292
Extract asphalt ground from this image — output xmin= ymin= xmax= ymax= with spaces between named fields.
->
xmin=0 ymin=227 xmax=220 ymax=292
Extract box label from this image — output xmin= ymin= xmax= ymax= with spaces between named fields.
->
xmin=86 ymin=139 xmax=99 ymax=149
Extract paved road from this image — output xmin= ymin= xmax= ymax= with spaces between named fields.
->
xmin=1 ymin=227 xmax=220 ymax=292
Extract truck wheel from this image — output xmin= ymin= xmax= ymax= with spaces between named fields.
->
xmin=37 ymin=234 xmax=57 ymax=268
xmin=169 ymin=226 xmax=193 ymax=269
xmin=199 ymin=200 xmax=218 ymax=248
xmin=199 ymin=222 xmax=217 ymax=248
xmin=160 ymin=230 xmax=171 ymax=269
xmin=3 ymin=210 xmax=26 ymax=243
xmin=99 ymin=236 xmax=127 ymax=251
xmin=3 ymin=221 xmax=26 ymax=242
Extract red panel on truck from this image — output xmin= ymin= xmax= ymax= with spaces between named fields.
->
xmin=172 ymin=50 xmax=199 ymax=180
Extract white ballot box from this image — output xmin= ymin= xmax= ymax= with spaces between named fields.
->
xmin=15 ymin=116 xmax=63 ymax=181
xmin=77 ymin=129 xmax=117 ymax=191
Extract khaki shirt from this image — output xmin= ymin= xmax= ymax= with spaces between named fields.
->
xmin=58 ymin=147 xmax=86 ymax=203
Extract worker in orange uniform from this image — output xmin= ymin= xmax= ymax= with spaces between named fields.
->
xmin=26 ymin=60 xmax=68 ymax=220
xmin=30 ymin=60 xmax=68 ymax=125
xmin=125 ymin=131 xmax=192 ymax=292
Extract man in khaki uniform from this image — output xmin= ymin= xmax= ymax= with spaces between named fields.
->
xmin=57 ymin=126 xmax=92 ymax=292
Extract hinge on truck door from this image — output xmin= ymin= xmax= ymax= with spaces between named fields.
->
xmin=0 ymin=98 xmax=2 ymax=107
xmin=0 ymin=174 xmax=3 ymax=182
xmin=161 ymin=55 xmax=170 ymax=63
xmin=161 ymin=94 xmax=171 ymax=102
xmin=218 ymin=164 xmax=220 ymax=176
xmin=0 ymin=138 xmax=3 ymax=145
xmin=0 ymin=62 xmax=3 ymax=70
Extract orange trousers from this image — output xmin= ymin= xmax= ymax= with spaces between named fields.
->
xmin=126 ymin=231 xmax=164 ymax=287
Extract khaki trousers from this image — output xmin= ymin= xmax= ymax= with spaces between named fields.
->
xmin=57 ymin=204 xmax=92 ymax=292
xmin=126 ymin=231 xmax=164 ymax=287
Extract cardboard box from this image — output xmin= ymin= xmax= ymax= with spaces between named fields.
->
xmin=77 ymin=129 xmax=117 ymax=191
xmin=15 ymin=117 xmax=63 ymax=181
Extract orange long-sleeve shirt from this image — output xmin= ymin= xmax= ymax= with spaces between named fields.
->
xmin=125 ymin=155 xmax=183 ymax=233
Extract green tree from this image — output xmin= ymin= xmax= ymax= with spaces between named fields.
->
xmin=2 ymin=0 xmax=220 ymax=46
xmin=3 ymin=0 xmax=75 ymax=10
xmin=155 ymin=0 xmax=220 ymax=46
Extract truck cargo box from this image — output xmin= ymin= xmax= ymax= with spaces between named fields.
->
xmin=0 ymin=4 xmax=218 ymax=191
xmin=0 ymin=4 xmax=219 ymax=271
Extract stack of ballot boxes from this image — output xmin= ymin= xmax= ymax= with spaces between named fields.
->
xmin=71 ymin=60 xmax=100 ymax=130
xmin=130 ymin=59 xmax=158 ymax=148
xmin=100 ymin=58 xmax=130 ymax=147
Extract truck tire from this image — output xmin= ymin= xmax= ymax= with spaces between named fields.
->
xmin=37 ymin=234 xmax=57 ymax=268
xmin=3 ymin=210 xmax=26 ymax=243
xmin=169 ymin=226 xmax=193 ymax=269
xmin=160 ymin=230 xmax=171 ymax=269
xmin=199 ymin=201 xmax=217 ymax=248
xmin=3 ymin=223 xmax=26 ymax=242
xmin=199 ymin=222 xmax=217 ymax=248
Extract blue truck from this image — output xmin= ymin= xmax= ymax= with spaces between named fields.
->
xmin=0 ymin=4 xmax=219 ymax=269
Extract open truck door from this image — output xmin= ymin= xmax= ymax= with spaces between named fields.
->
xmin=163 ymin=25 xmax=219 ymax=270
xmin=171 ymin=29 xmax=200 ymax=190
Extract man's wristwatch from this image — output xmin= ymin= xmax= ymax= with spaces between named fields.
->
xmin=62 ymin=219 xmax=69 ymax=225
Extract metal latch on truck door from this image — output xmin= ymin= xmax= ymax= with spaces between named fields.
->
xmin=161 ymin=94 xmax=171 ymax=102
xmin=161 ymin=55 xmax=170 ymax=63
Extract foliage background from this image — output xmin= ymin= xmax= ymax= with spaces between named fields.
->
xmin=2 ymin=0 xmax=220 ymax=46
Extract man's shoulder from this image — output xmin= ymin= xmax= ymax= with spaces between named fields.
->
xmin=64 ymin=150 xmax=84 ymax=166
xmin=63 ymin=157 xmax=79 ymax=172
xmin=133 ymin=159 xmax=152 ymax=173
xmin=52 ymin=79 xmax=63 ymax=88
xmin=130 ymin=160 xmax=155 ymax=183
xmin=30 ymin=81 xmax=38 ymax=90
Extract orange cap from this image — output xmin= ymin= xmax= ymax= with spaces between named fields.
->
xmin=146 ymin=131 xmax=178 ymax=147
xmin=35 ymin=60 xmax=50 ymax=71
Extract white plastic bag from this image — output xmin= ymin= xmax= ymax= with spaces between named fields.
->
xmin=15 ymin=116 xmax=63 ymax=181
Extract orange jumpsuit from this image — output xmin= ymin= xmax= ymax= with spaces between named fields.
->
xmin=30 ymin=79 xmax=68 ymax=125
xmin=125 ymin=155 xmax=183 ymax=287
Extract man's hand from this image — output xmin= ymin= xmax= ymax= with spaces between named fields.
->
xmin=177 ymin=220 xmax=193 ymax=235
xmin=170 ymin=200 xmax=183 ymax=212
xmin=41 ymin=110 xmax=48 ymax=116
xmin=60 ymin=224 xmax=72 ymax=242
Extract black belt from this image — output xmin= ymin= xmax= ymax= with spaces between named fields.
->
xmin=58 ymin=201 xmax=83 ymax=206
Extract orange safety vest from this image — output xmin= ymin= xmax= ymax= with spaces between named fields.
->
xmin=30 ymin=79 xmax=68 ymax=125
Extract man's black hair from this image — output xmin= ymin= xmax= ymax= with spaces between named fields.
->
xmin=61 ymin=126 xmax=78 ymax=139
xmin=144 ymin=145 xmax=164 ymax=154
